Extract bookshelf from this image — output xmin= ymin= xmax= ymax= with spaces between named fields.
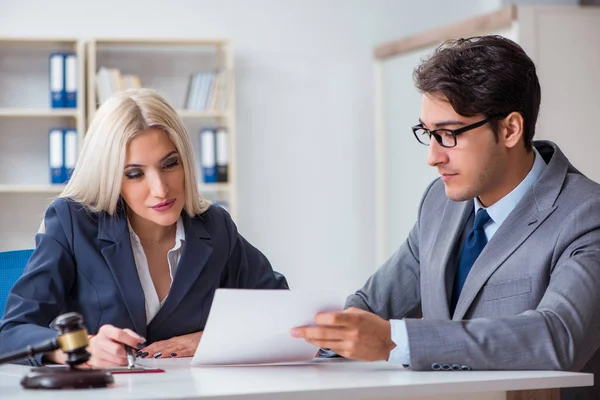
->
xmin=87 ymin=37 xmax=237 ymax=219
xmin=0 ymin=38 xmax=85 ymax=188
xmin=0 ymin=37 xmax=85 ymax=251
xmin=0 ymin=37 xmax=237 ymax=251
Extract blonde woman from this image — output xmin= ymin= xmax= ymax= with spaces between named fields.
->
xmin=0 ymin=89 xmax=288 ymax=368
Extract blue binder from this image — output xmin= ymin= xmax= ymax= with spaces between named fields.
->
xmin=63 ymin=129 xmax=78 ymax=182
xmin=49 ymin=53 xmax=65 ymax=108
xmin=200 ymin=128 xmax=217 ymax=183
xmin=64 ymin=53 xmax=77 ymax=108
xmin=215 ymin=128 xmax=228 ymax=183
xmin=49 ymin=129 xmax=64 ymax=184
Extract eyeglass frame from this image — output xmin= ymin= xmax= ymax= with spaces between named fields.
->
xmin=412 ymin=113 xmax=508 ymax=148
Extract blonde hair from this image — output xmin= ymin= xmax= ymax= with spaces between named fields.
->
xmin=60 ymin=88 xmax=210 ymax=216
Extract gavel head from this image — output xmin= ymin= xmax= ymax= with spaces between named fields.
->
xmin=54 ymin=312 xmax=91 ymax=367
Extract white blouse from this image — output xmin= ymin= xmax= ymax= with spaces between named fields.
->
xmin=127 ymin=217 xmax=185 ymax=325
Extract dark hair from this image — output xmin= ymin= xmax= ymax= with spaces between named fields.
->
xmin=413 ymin=35 xmax=540 ymax=150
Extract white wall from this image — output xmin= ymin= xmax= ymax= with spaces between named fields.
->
xmin=0 ymin=0 xmax=494 ymax=293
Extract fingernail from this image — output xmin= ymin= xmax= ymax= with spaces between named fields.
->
xmin=153 ymin=352 xmax=162 ymax=358
xmin=135 ymin=350 xmax=143 ymax=357
xmin=290 ymin=329 xmax=300 ymax=337
xmin=140 ymin=352 xmax=149 ymax=358
xmin=136 ymin=343 xmax=145 ymax=350
xmin=169 ymin=353 xmax=177 ymax=358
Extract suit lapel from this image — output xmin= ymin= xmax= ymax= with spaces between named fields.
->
xmin=452 ymin=200 xmax=556 ymax=320
xmin=148 ymin=214 xmax=213 ymax=330
xmin=98 ymin=204 xmax=147 ymax=337
xmin=425 ymin=199 xmax=472 ymax=319
xmin=452 ymin=141 xmax=568 ymax=320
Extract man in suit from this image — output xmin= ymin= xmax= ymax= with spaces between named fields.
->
xmin=292 ymin=35 xmax=600 ymax=397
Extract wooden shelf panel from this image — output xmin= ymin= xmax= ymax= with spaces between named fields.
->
xmin=0 ymin=184 xmax=65 ymax=194
xmin=92 ymin=38 xmax=229 ymax=47
xmin=199 ymin=183 xmax=231 ymax=192
xmin=0 ymin=108 xmax=79 ymax=118
xmin=0 ymin=37 xmax=79 ymax=46
xmin=177 ymin=110 xmax=229 ymax=119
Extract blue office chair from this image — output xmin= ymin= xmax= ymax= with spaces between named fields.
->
xmin=0 ymin=249 xmax=34 ymax=317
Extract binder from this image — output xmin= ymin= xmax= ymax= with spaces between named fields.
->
xmin=64 ymin=53 xmax=77 ymax=108
xmin=200 ymin=128 xmax=217 ymax=183
xmin=64 ymin=129 xmax=78 ymax=182
xmin=49 ymin=53 xmax=65 ymax=108
xmin=49 ymin=129 xmax=64 ymax=184
xmin=192 ymin=72 xmax=205 ymax=110
xmin=185 ymin=73 xmax=199 ymax=109
xmin=216 ymin=128 xmax=228 ymax=182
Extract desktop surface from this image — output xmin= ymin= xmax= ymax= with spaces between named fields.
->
xmin=0 ymin=358 xmax=592 ymax=400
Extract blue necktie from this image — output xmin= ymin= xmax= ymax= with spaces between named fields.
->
xmin=450 ymin=209 xmax=492 ymax=315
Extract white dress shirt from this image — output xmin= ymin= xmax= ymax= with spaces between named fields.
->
xmin=128 ymin=217 xmax=185 ymax=325
xmin=388 ymin=147 xmax=547 ymax=365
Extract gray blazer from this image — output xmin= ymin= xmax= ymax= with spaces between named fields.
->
xmin=347 ymin=141 xmax=600 ymax=397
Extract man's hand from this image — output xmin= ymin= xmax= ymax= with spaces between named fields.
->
xmin=291 ymin=307 xmax=396 ymax=361
xmin=139 ymin=331 xmax=203 ymax=358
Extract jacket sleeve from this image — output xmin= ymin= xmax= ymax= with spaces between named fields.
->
xmin=0 ymin=199 xmax=77 ymax=366
xmin=344 ymin=180 xmax=441 ymax=319
xmin=404 ymin=198 xmax=600 ymax=372
xmin=218 ymin=208 xmax=288 ymax=290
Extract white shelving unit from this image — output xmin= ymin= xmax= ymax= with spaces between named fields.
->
xmin=0 ymin=37 xmax=85 ymax=251
xmin=87 ymin=38 xmax=237 ymax=219
xmin=0 ymin=37 xmax=238 ymax=251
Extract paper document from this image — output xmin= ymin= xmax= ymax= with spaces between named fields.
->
xmin=191 ymin=289 xmax=345 ymax=366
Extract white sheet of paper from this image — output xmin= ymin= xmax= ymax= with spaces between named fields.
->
xmin=191 ymin=289 xmax=346 ymax=366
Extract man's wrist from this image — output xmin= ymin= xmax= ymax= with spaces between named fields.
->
xmin=386 ymin=320 xmax=396 ymax=360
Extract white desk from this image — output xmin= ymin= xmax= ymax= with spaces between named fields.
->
xmin=0 ymin=358 xmax=592 ymax=400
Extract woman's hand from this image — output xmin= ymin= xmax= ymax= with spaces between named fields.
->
xmin=139 ymin=331 xmax=203 ymax=358
xmin=86 ymin=324 xmax=145 ymax=368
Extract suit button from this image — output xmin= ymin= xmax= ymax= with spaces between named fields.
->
xmin=461 ymin=365 xmax=471 ymax=371
xmin=451 ymin=364 xmax=461 ymax=371
xmin=441 ymin=364 xmax=451 ymax=371
xmin=431 ymin=363 xmax=442 ymax=370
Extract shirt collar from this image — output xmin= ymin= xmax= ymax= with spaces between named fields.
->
xmin=172 ymin=216 xmax=185 ymax=251
xmin=475 ymin=146 xmax=546 ymax=225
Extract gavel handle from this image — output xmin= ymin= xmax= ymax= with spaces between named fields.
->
xmin=0 ymin=339 xmax=59 ymax=364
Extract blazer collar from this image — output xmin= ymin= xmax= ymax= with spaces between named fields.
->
xmin=452 ymin=140 xmax=568 ymax=319
xmin=425 ymin=198 xmax=472 ymax=320
xmin=98 ymin=198 xmax=129 ymax=242
xmin=97 ymin=200 xmax=147 ymax=336
xmin=147 ymin=212 xmax=213 ymax=329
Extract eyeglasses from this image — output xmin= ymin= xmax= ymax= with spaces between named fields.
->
xmin=412 ymin=114 xmax=507 ymax=148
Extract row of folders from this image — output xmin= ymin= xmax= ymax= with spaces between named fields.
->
xmin=185 ymin=70 xmax=228 ymax=111
xmin=47 ymin=128 xmax=230 ymax=185
xmin=49 ymin=53 xmax=78 ymax=108
xmin=95 ymin=67 xmax=142 ymax=105
xmin=95 ymin=67 xmax=228 ymax=111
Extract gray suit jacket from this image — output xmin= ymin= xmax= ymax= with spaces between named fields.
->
xmin=347 ymin=141 xmax=600 ymax=397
